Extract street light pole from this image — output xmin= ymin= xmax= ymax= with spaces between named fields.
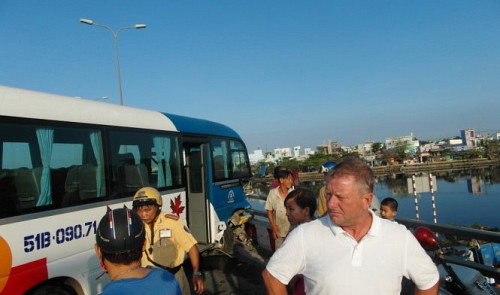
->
xmin=80 ymin=19 xmax=146 ymax=105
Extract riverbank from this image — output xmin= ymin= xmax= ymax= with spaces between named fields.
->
xmin=252 ymin=159 xmax=500 ymax=183
xmin=371 ymin=159 xmax=500 ymax=176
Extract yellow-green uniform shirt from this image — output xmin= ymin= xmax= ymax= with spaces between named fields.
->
xmin=317 ymin=185 xmax=327 ymax=217
xmin=142 ymin=214 xmax=198 ymax=268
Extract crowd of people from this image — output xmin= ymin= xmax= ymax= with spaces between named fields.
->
xmin=95 ymin=186 xmax=204 ymax=295
xmin=263 ymin=158 xmax=439 ymax=294
xmin=95 ymin=207 xmax=182 ymax=295
xmin=94 ymin=157 xmax=440 ymax=295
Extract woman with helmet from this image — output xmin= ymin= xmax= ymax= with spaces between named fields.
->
xmin=132 ymin=187 xmax=204 ymax=295
xmin=95 ymin=207 xmax=181 ymax=294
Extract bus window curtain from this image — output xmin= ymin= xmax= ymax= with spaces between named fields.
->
xmin=221 ymin=140 xmax=229 ymax=178
xmin=36 ymin=128 xmax=53 ymax=206
xmin=153 ymin=137 xmax=172 ymax=187
xmin=90 ymin=131 xmax=104 ymax=197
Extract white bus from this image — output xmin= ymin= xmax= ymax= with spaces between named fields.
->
xmin=0 ymin=86 xmax=252 ymax=295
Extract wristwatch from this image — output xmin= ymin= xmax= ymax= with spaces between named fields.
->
xmin=192 ymin=271 xmax=202 ymax=277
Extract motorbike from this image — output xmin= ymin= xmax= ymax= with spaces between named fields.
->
xmin=413 ymin=226 xmax=497 ymax=295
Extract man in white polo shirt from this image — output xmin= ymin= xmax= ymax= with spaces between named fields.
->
xmin=262 ymin=157 xmax=439 ymax=295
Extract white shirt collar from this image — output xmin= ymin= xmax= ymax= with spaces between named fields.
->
xmin=327 ymin=209 xmax=381 ymax=238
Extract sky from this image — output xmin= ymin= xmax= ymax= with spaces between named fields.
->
xmin=1 ymin=1 xmax=500 ymax=153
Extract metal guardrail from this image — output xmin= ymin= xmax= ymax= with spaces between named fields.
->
xmin=397 ymin=218 xmax=500 ymax=244
xmin=248 ymin=209 xmax=267 ymax=218
xmin=397 ymin=218 xmax=500 ymax=280
xmin=246 ymin=207 xmax=500 ymax=280
xmin=436 ymin=254 xmax=500 ymax=281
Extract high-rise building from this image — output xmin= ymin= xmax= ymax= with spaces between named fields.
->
xmin=460 ymin=129 xmax=476 ymax=148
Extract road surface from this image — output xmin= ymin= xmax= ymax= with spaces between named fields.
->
xmin=187 ymin=243 xmax=270 ymax=295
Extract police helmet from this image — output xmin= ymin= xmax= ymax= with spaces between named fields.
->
xmin=96 ymin=207 xmax=145 ymax=254
xmin=132 ymin=186 xmax=162 ymax=208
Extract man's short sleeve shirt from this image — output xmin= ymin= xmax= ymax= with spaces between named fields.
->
xmin=100 ymin=267 xmax=181 ymax=295
xmin=264 ymin=187 xmax=291 ymax=238
xmin=265 ymin=214 xmax=439 ymax=294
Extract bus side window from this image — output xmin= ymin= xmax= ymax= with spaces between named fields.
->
xmin=112 ymin=150 xmax=149 ymax=194
xmin=109 ymin=131 xmax=182 ymax=197
xmin=55 ymin=129 xmax=105 ymax=207
xmin=123 ymin=161 xmax=149 ymax=191
xmin=1 ymin=124 xmax=40 ymax=215
xmin=113 ymin=152 xmax=136 ymax=193
xmin=0 ymin=168 xmax=18 ymax=217
xmin=78 ymin=164 xmax=97 ymax=200
xmin=14 ymin=167 xmax=42 ymax=209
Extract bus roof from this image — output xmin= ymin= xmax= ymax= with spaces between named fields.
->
xmin=0 ymin=85 xmax=177 ymax=132
xmin=164 ymin=113 xmax=241 ymax=139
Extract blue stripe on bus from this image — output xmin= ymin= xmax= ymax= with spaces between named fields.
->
xmin=163 ymin=113 xmax=240 ymax=139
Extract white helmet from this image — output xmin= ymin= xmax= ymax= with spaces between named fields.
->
xmin=132 ymin=187 xmax=162 ymax=208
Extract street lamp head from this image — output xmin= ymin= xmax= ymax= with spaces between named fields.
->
xmin=80 ymin=18 xmax=94 ymax=25
xmin=80 ymin=18 xmax=146 ymax=106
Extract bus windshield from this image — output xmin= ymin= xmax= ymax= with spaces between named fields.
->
xmin=211 ymin=138 xmax=251 ymax=181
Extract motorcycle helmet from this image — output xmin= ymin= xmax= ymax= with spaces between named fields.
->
xmin=96 ymin=207 xmax=145 ymax=254
xmin=132 ymin=186 xmax=162 ymax=208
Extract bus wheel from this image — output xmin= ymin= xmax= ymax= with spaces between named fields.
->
xmin=26 ymin=285 xmax=77 ymax=295
xmin=221 ymin=228 xmax=235 ymax=255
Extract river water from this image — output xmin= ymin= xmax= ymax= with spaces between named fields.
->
xmin=248 ymin=164 xmax=500 ymax=229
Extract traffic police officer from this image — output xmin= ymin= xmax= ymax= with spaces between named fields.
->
xmin=133 ymin=187 xmax=204 ymax=295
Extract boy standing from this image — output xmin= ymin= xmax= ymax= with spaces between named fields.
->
xmin=265 ymin=169 xmax=294 ymax=250
xmin=380 ymin=197 xmax=398 ymax=221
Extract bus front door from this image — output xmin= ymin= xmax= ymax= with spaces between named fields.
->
xmin=185 ymin=144 xmax=209 ymax=245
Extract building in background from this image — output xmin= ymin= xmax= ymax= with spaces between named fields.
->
xmin=304 ymin=148 xmax=315 ymax=156
xmin=385 ymin=133 xmax=419 ymax=151
xmin=316 ymin=140 xmax=341 ymax=154
xmin=273 ymin=147 xmax=293 ymax=161
xmin=293 ymin=146 xmax=301 ymax=158
xmin=461 ymin=129 xmax=477 ymax=149
xmin=249 ymin=148 xmax=265 ymax=164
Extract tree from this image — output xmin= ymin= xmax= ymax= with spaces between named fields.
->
xmin=440 ymin=148 xmax=453 ymax=160
xmin=468 ymin=150 xmax=483 ymax=159
xmin=484 ymin=139 xmax=500 ymax=160
xmin=382 ymin=149 xmax=398 ymax=165
xmin=390 ymin=140 xmax=411 ymax=162
xmin=301 ymin=153 xmax=339 ymax=172
xmin=372 ymin=142 xmax=384 ymax=154
xmin=280 ymin=157 xmax=300 ymax=171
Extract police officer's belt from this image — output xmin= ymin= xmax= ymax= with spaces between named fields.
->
xmin=145 ymin=251 xmax=182 ymax=274
xmin=161 ymin=264 xmax=182 ymax=274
